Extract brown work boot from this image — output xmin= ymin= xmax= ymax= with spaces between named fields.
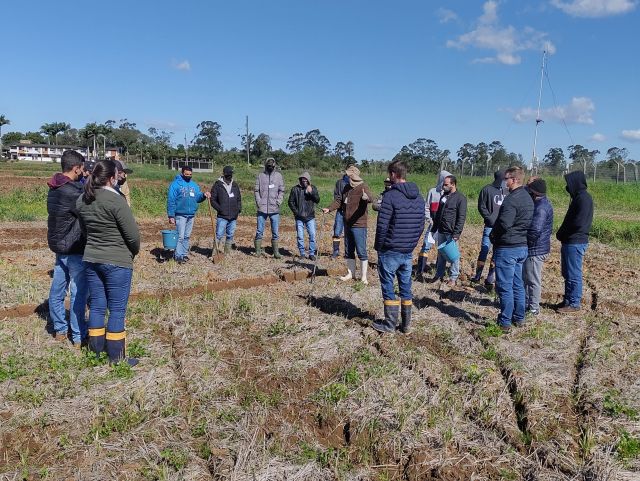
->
xmin=557 ymin=305 xmax=580 ymax=314
xmin=54 ymin=331 xmax=68 ymax=342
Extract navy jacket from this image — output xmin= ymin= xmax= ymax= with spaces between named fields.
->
xmin=490 ymin=186 xmax=534 ymax=248
xmin=527 ymin=195 xmax=553 ymax=256
xmin=375 ymin=182 xmax=425 ymax=253
xmin=47 ymin=173 xmax=85 ymax=255
xmin=556 ymin=171 xmax=593 ymax=245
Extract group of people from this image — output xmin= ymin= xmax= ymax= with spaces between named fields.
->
xmin=47 ymin=154 xmax=140 ymax=364
xmin=46 ymin=152 xmax=594 ymax=364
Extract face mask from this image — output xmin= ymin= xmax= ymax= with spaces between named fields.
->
xmin=182 ymin=175 xmax=192 ymax=182
xmin=442 ymin=186 xmax=451 ymax=194
xmin=266 ymin=166 xmax=274 ymax=173
xmin=118 ymin=177 xmax=126 ymax=186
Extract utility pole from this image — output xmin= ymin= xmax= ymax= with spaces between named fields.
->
xmin=185 ymin=134 xmax=189 ymax=163
xmin=531 ymin=50 xmax=547 ymax=175
xmin=245 ymin=115 xmax=250 ymax=166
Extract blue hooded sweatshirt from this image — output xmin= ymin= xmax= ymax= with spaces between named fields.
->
xmin=375 ymin=182 xmax=425 ymax=253
xmin=167 ymin=174 xmax=207 ymax=218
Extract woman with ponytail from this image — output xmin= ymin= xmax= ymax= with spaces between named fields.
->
xmin=76 ymin=159 xmax=140 ymax=366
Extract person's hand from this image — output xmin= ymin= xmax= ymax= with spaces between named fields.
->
xmin=306 ymin=185 xmax=312 ymax=194
xmin=169 ymin=217 xmax=176 ymax=225
xmin=204 ymin=192 xmax=211 ymax=199
xmin=361 ymin=192 xmax=369 ymax=201
xmin=322 ymin=208 xmax=330 ymax=214
xmin=453 ymin=236 xmax=459 ymax=242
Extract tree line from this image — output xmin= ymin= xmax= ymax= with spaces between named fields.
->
xmin=0 ymin=115 xmax=637 ymax=181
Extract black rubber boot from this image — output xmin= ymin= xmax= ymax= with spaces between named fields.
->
xmin=372 ymin=300 xmax=399 ymax=333
xmin=486 ymin=258 xmax=496 ymax=285
xmin=88 ymin=327 xmax=106 ymax=358
xmin=106 ymin=332 xmax=139 ymax=367
xmin=471 ymin=260 xmax=485 ymax=282
xmin=415 ymin=253 xmax=427 ymax=279
xmin=331 ymin=238 xmax=340 ymax=258
xmin=400 ymin=300 xmax=412 ymax=333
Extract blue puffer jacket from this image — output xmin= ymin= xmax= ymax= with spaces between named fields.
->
xmin=375 ymin=182 xmax=425 ymax=253
xmin=167 ymin=174 xmax=207 ymax=218
xmin=527 ymin=195 xmax=554 ymax=256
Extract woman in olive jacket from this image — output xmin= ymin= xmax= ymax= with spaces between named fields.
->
xmin=77 ymin=159 xmax=140 ymax=366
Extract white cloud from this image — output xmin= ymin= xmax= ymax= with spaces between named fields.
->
xmin=171 ymin=59 xmax=191 ymax=71
xmin=436 ymin=8 xmax=458 ymax=23
xmin=621 ymin=129 xmax=640 ymax=141
xmin=513 ymin=97 xmax=595 ymax=124
xmin=446 ymin=1 xmax=556 ymax=65
xmin=550 ymin=0 xmax=637 ymax=17
xmin=589 ymin=132 xmax=606 ymax=141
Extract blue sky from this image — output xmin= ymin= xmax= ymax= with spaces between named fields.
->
xmin=2 ymin=0 xmax=638 ymax=162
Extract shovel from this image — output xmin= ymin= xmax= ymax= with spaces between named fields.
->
xmin=207 ymin=201 xmax=225 ymax=264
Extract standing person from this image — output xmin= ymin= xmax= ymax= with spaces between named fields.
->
xmin=76 ymin=160 xmax=140 ymax=365
xmin=254 ymin=157 xmax=285 ymax=258
xmin=471 ymin=170 xmax=507 ymax=284
xmin=416 ymin=170 xmax=451 ymax=278
xmin=287 ymin=171 xmax=320 ymax=259
xmin=323 ymin=165 xmax=373 ymax=284
xmin=555 ymin=171 xmax=593 ymax=313
xmin=330 ymin=158 xmax=356 ymax=258
xmin=490 ymin=166 xmax=534 ymax=331
xmin=372 ymin=160 xmax=425 ymax=333
xmin=167 ymin=166 xmax=211 ymax=264
xmin=114 ymin=159 xmax=133 ymax=207
xmin=371 ymin=177 xmax=392 ymax=212
xmin=430 ymin=175 xmax=467 ymax=286
xmin=524 ymin=178 xmax=553 ymax=316
xmin=210 ymin=165 xmax=242 ymax=254
xmin=47 ymin=150 xmax=88 ymax=347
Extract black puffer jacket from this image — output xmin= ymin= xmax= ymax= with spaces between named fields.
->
xmin=211 ymin=178 xmax=242 ymax=220
xmin=374 ymin=182 xmax=425 ymax=253
xmin=288 ymin=177 xmax=320 ymax=222
xmin=47 ymin=173 xmax=85 ymax=255
xmin=556 ymin=171 xmax=593 ymax=245
xmin=490 ymin=186 xmax=534 ymax=248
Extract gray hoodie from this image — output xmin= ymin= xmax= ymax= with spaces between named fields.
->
xmin=254 ymin=167 xmax=285 ymax=214
xmin=425 ymin=170 xmax=451 ymax=221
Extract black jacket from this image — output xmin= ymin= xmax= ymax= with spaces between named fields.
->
xmin=46 ymin=173 xmax=85 ymax=255
xmin=556 ymin=171 xmax=593 ymax=245
xmin=288 ymin=184 xmax=320 ymax=222
xmin=478 ymin=172 xmax=507 ymax=227
xmin=374 ymin=182 xmax=425 ymax=253
xmin=431 ymin=190 xmax=467 ymax=238
xmin=490 ymin=186 xmax=534 ymax=248
xmin=211 ymin=178 xmax=242 ymax=220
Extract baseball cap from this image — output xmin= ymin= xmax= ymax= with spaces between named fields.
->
xmin=115 ymin=160 xmax=133 ymax=174
xmin=223 ymin=165 xmax=234 ymax=176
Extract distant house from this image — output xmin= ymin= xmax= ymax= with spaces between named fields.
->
xmin=9 ymin=142 xmax=88 ymax=162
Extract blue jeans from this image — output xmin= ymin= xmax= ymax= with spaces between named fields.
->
xmin=494 ymin=246 xmax=528 ymax=326
xmin=255 ymin=212 xmax=280 ymax=241
xmin=175 ymin=215 xmax=195 ymax=259
xmin=378 ymin=251 xmax=413 ymax=301
xmin=295 ymin=218 xmax=317 ymax=256
xmin=345 ymin=226 xmax=367 ymax=260
xmin=333 ymin=210 xmax=344 ymax=238
xmin=86 ymin=263 xmax=133 ymax=334
xmin=216 ymin=218 xmax=237 ymax=242
xmin=561 ymin=243 xmax=587 ymax=308
xmin=478 ymin=227 xmax=493 ymax=263
xmin=435 ymin=232 xmax=460 ymax=280
xmin=49 ymin=254 xmax=88 ymax=343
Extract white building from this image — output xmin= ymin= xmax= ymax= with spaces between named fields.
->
xmin=9 ymin=143 xmax=88 ymax=162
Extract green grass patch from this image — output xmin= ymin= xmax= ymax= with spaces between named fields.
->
xmin=616 ymin=431 xmax=640 ymax=462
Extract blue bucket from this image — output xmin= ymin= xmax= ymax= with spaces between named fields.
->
xmin=437 ymin=239 xmax=460 ymax=263
xmin=161 ymin=229 xmax=178 ymax=250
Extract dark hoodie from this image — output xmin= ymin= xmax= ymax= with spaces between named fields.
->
xmin=374 ymin=182 xmax=425 ymax=253
xmin=47 ymin=173 xmax=85 ymax=255
xmin=478 ymin=170 xmax=507 ymax=227
xmin=556 ymin=171 xmax=593 ymax=245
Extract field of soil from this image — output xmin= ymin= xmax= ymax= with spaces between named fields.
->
xmin=1 ymin=198 xmax=639 ymax=479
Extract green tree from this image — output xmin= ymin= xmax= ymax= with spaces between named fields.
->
xmin=0 ymin=115 xmax=10 ymax=159
xmin=568 ymin=144 xmax=599 ymax=175
xmin=24 ymin=131 xmax=47 ymax=144
xmin=456 ymin=143 xmax=475 ymax=176
xmin=286 ymin=132 xmax=305 ymax=153
xmin=2 ymin=131 xmax=23 ymax=147
xmin=606 ymin=147 xmax=629 ymax=183
xmin=543 ymin=147 xmax=565 ymax=172
xmin=251 ymin=133 xmax=272 ymax=161
xmin=192 ymin=121 xmax=223 ymax=158
xmin=303 ymin=129 xmax=331 ymax=157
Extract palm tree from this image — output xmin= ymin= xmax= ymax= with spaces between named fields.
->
xmin=41 ymin=122 xmax=71 ymax=145
xmin=0 ymin=115 xmax=10 ymax=159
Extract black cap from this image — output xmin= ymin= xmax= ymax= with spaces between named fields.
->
xmin=223 ymin=165 xmax=234 ymax=176
xmin=528 ymin=178 xmax=547 ymax=195
xmin=84 ymin=160 xmax=96 ymax=173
